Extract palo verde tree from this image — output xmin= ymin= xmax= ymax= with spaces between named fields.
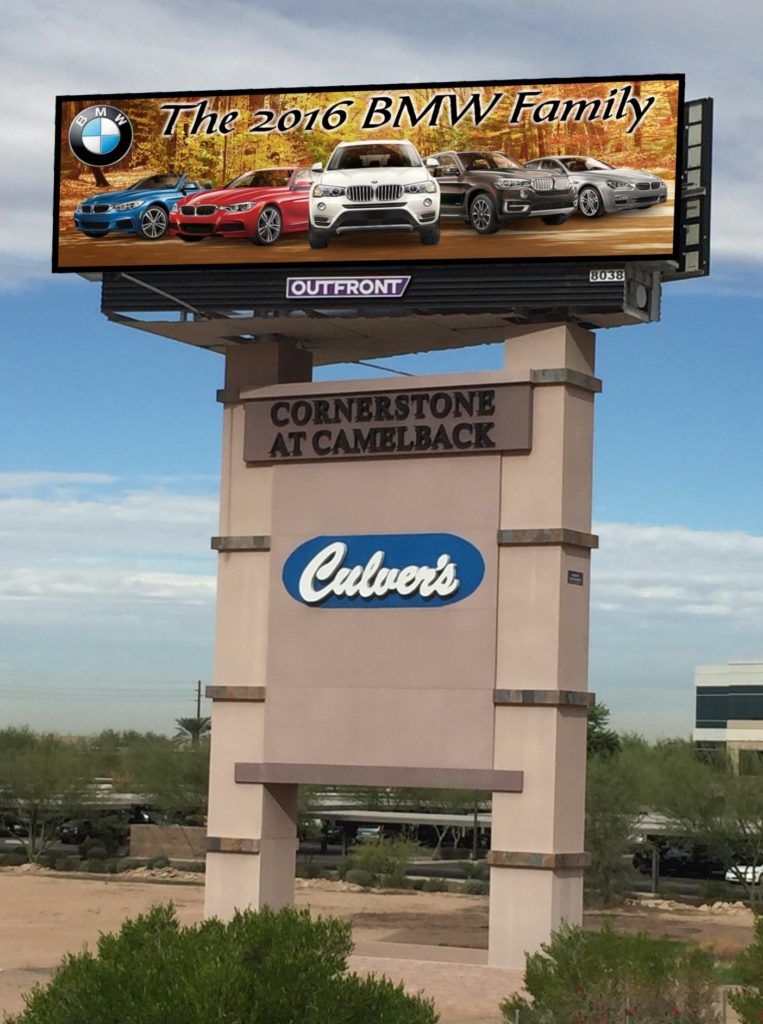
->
xmin=651 ymin=740 xmax=763 ymax=913
xmin=0 ymin=728 xmax=95 ymax=862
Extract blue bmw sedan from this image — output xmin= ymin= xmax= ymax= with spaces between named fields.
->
xmin=74 ymin=173 xmax=211 ymax=240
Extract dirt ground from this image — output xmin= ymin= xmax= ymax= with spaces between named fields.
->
xmin=0 ymin=867 xmax=752 ymax=1022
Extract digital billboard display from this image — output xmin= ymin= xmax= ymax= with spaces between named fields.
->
xmin=53 ymin=75 xmax=683 ymax=273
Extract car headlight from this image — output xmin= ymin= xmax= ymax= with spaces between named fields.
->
xmin=495 ymin=178 xmax=531 ymax=189
xmin=313 ymin=184 xmax=346 ymax=198
xmin=404 ymin=180 xmax=437 ymax=194
xmin=111 ymin=200 xmax=146 ymax=211
xmin=75 ymin=202 xmax=85 ymax=213
xmin=220 ymin=202 xmax=257 ymax=213
xmin=604 ymin=179 xmax=635 ymax=190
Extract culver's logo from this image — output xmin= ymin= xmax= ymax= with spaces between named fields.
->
xmin=282 ymin=534 xmax=485 ymax=609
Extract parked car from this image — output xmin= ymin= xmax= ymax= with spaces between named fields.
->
xmin=524 ymin=155 xmax=668 ymax=218
xmin=308 ymin=140 xmax=440 ymax=249
xmin=354 ymin=825 xmax=383 ymax=843
xmin=170 ymin=167 xmax=315 ymax=245
xmin=74 ymin=173 xmax=210 ymax=240
xmin=725 ymin=863 xmax=763 ymax=885
xmin=429 ymin=150 xmax=576 ymax=233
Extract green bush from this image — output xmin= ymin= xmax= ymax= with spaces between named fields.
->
xmin=6 ymin=904 xmax=437 ymax=1024
xmin=185 ymin=860 xmax=206 ymax=873
xmin=115 ymin=858 xmax=144 ymax=873
xmin=146 ymin=855 xmax=170 ymax=869
xmin=730 ymin=915 xmax=763 ymax=1022
xmin=463 ymin=880 xmax=489 ymax=896
xmin=344 ymin=837 xmax=418 ymax=888
xmin=345 ymin=868 xmax=376 ymax=888
xmin=297 ymin=860 xmax=322 ymax=880
xmin=36 ymin=852 xmax=56 ymax=869
xmin=460 ymin=860 xmax=489 ymax=881
xmin=0 ymin=852 xmax=29 ymax=867
xmin=80 ymin=843 xmax=108 ymax=862
xmin=410 ymin=878 xmax=426 ymax=891
xmin=53 ymin=856 xmax=78 ymax=872
xmin=81 ymin=859 xmax=108 ymax=873
xmin=501 ymin=923 xmax=720 ymax=1023
xmin=422 ymin=879 xmax=450 ymax=893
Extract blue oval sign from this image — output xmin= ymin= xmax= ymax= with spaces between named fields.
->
xmin=282 ymin=533 xmax=485 ymax=609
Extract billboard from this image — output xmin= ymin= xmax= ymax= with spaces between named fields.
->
xmin=53 ymin=75 xmax=683 ymax=273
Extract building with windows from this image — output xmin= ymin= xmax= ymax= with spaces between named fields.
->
xmin=694 ymin=661 xmax=763 ymax=766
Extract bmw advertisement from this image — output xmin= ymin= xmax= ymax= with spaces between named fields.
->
xmin=53 ymin=76 xmax=683 ymax=272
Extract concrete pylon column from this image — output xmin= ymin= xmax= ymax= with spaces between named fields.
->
xmin=204 ymin=339 xmax=312 ymax=921
xmin=488 ymin=323 xmax=597 ymax=967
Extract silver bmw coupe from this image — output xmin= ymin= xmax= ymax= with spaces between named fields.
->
xmin=524 ymin=155 xmax=668 ymax=218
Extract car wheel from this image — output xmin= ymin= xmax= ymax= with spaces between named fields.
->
xmin=469 ymin=194 xmax=500 ymax=234
xmin=254 ymin=205 xmax=282 ymax=246
xmin=308 ymin=225 xmax=330 ymax=249
xmin=178 ymin=235 xmax=204 ymax=242
xmin=577 ymin=186 xmax=606 ymax=218
xmin=419 ymin=222 xmax=441 ymax=245
xmin=81 ymin=230 xmax=109 ymax=238
xmin=137 ymin=204 xmax=169 ymax=240
xmin=541 ymin=213 xmax=571 ymax=226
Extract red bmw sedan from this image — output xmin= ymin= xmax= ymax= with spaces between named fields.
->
xmin=169 ymin=167 xmax=314 ymax=245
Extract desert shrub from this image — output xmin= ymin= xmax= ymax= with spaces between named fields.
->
xmin=80 ymin=842 xmax=107 ymax=862
xmin=115 ymin=858 xmax=144 ymax=872
xmin=344 ymin=837 xmax=418 ymax=888
xmin=460 ymin=860 xmax=489 ymax=881
xmin=6 ymin=904 xmax=437 ymax=1024
xmin=81 ymin=859 xmax=108 ymax=873
xmin=463 ymin=880 xmax=489 ymax=896
xmin=345 ymin=869 xmax=376 ymax=888
xmin=501 ymin=923 xmax=720 ymax=1023
xmin=53 ymin=856 xmax=78 ymax=872
xmin=730 ymin=915 xmax=763 ymax=1022
xmin=410 ymin=878 xmax=426 ymax=891
xmin=146 ymin=855 xmax=170 ymax=869
xmin=36 ymin=852 xmax=56 ymax=869
xmin=0 ymin=852 xmax=29 ymax=867
xmin=297 ymin=860 xmax=322 ymax=880
xmin=185 ymin=860 xmax=205 ymax=873
xmin=422 ymin=879 xmax=450 ymax=893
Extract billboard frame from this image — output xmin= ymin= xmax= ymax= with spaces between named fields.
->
xmin=53 ymin=72 xmax=685 ymax=275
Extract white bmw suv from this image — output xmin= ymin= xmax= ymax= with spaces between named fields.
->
xmin=309 ymin=140 xmax=441 ymax=249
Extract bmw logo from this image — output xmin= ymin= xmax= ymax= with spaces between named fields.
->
xmin=68 ymin=104 xmax=133 ymax=167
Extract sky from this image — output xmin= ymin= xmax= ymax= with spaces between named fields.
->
xmin=1 ymin=0 xmax=762 ymax=737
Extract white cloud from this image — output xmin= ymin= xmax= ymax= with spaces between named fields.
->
xmin=591 ymin=521 xmax=763 ymax=737
xmin=0 ymin=472 xmax=117 ymax=493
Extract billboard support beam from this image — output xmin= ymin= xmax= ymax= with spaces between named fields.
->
xmin=204 ymin=337 xmax=312 ymax=920
xmin=489 ymin=323 xmax=595 ymax=967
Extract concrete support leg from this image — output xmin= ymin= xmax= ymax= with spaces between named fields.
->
xmin=204 ymin=338 xmax=311 ymax=921
xmin=488 ymin=324 xmax=597 ymax=967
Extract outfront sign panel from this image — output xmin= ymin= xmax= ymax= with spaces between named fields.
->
xmin=244 ymin=381 xmax=532 ymax=463
xmin=282 ymin=534 xmax=486 ymax=609
xmin=54 ymin=76 xmax=682 ymax=272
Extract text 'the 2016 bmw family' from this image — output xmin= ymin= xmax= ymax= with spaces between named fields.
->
xmin=73 ymin=173 xmax=210 ymax=240
xmin=308 ymin=141 xmax=441 ymax=249
xmin=170 ymin=168 xmax=315 ymax=244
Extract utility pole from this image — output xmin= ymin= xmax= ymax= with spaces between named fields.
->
xmin=196 ymin=679 xmax=202 ymax=720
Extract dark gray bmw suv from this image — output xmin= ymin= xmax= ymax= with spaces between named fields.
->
xmin=428 ymin=150 xmax=577 ymax=233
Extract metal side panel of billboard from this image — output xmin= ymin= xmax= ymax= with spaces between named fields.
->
xmin=53 ymin=75 xmax=684 ymax=273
